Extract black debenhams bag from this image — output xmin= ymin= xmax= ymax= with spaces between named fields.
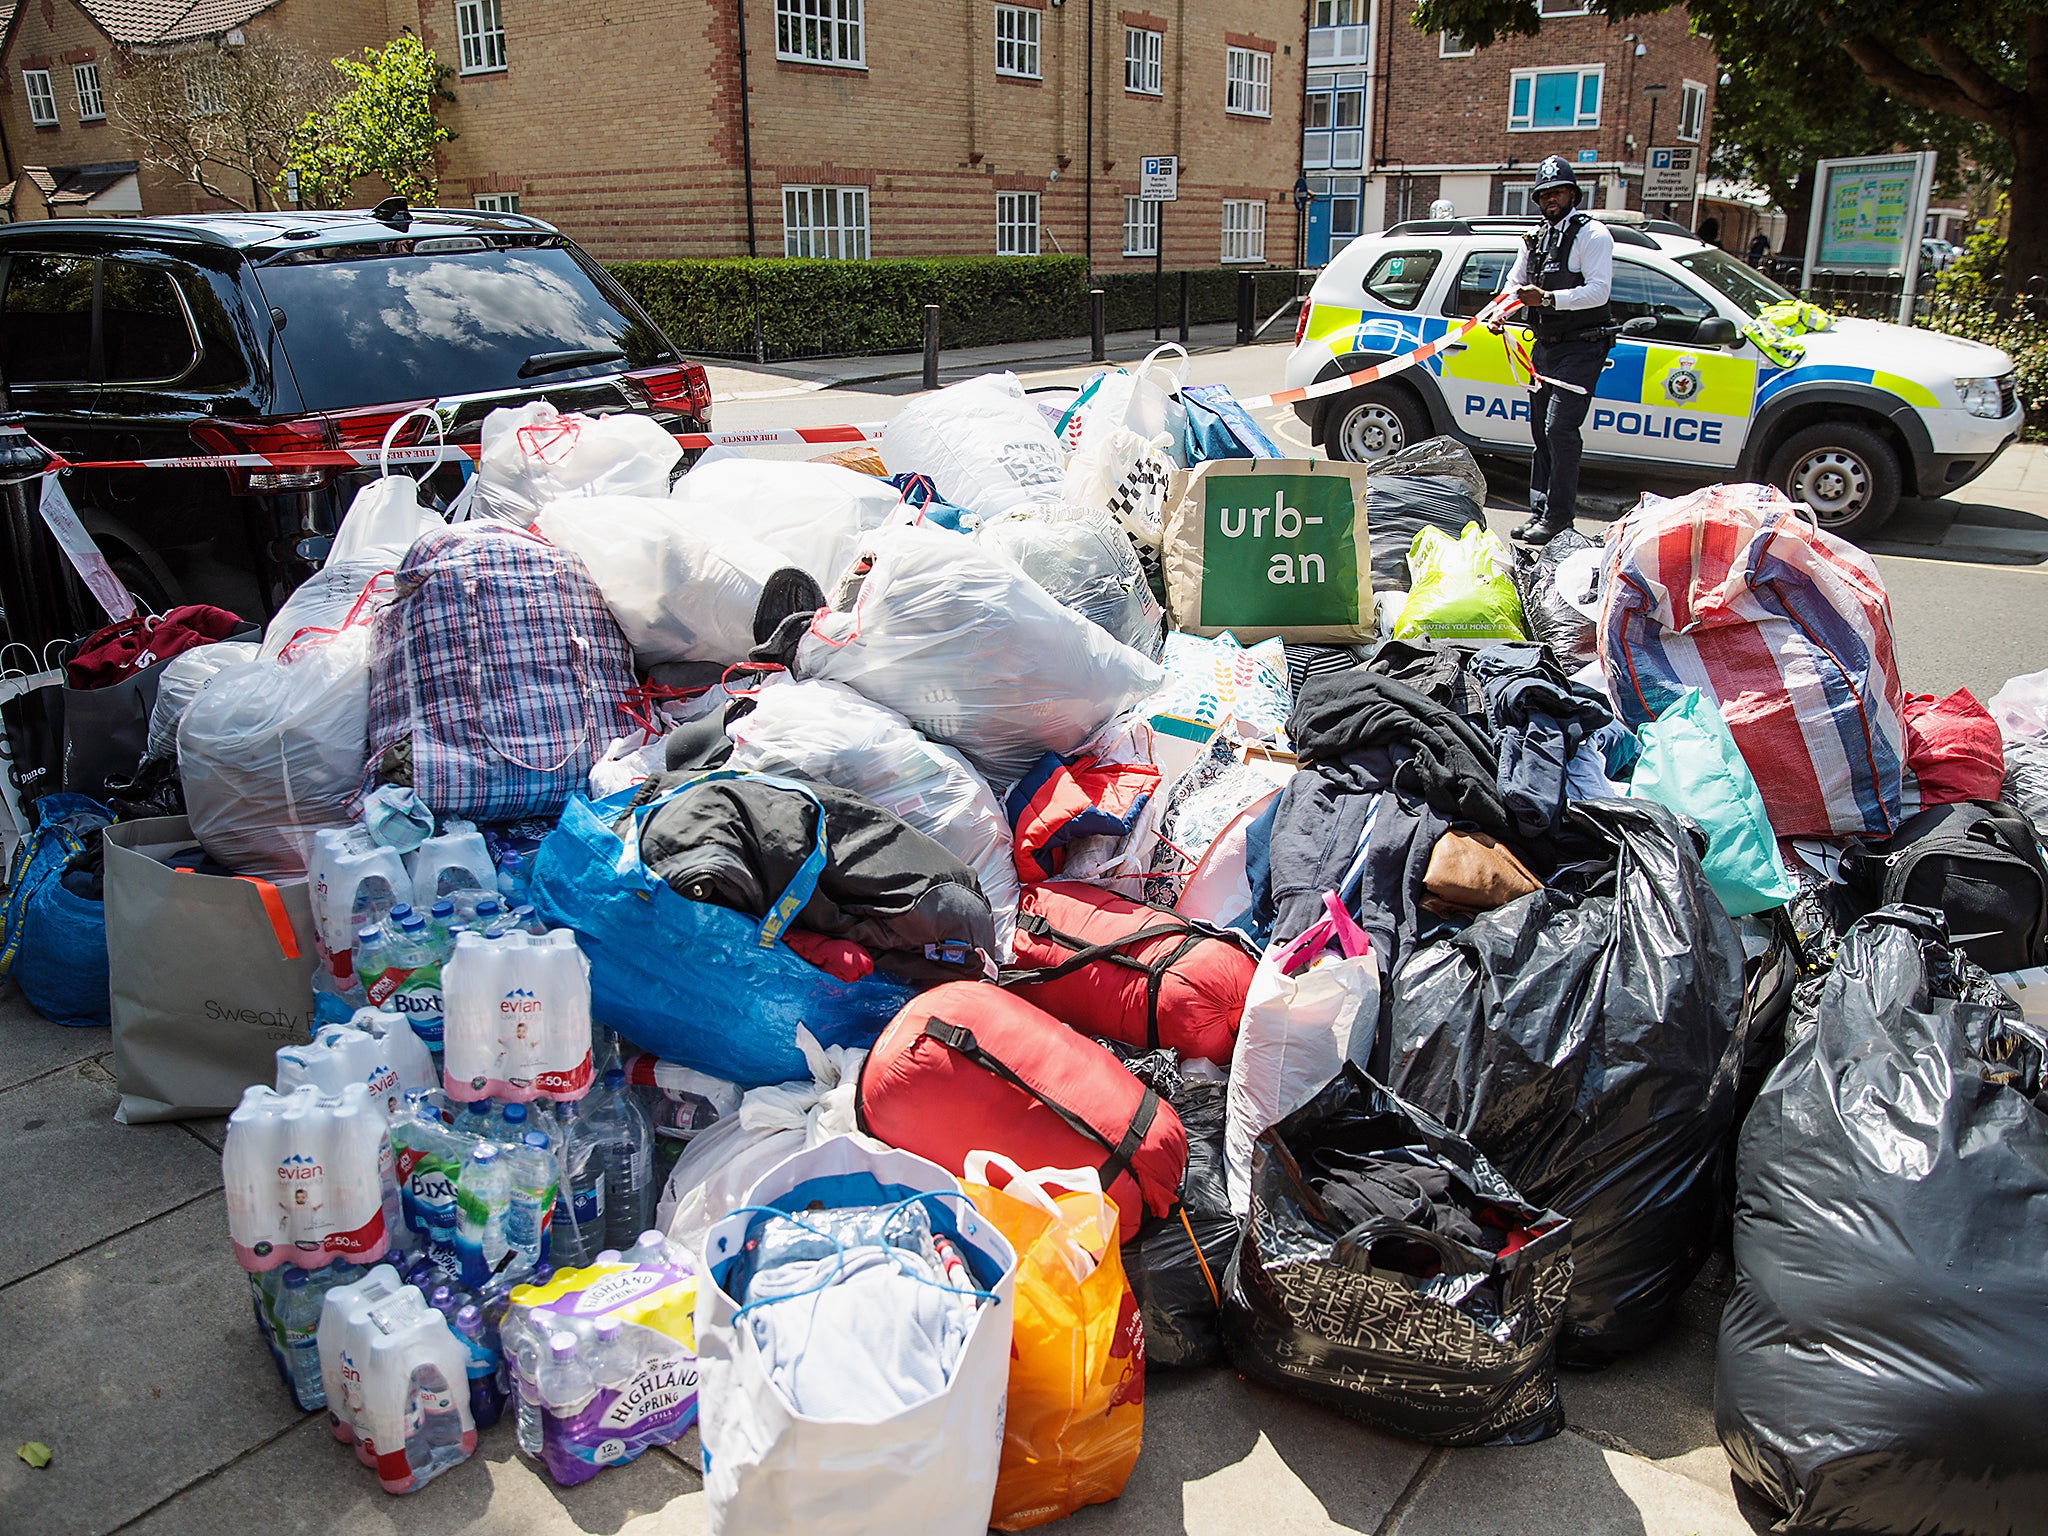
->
xmin=1387 ymin=799 xmax=1748 ymax=1364
xmin=1120 ymin=1078 xmax=1238 ymax=1369
xmin=1716 ymin=907 xmax=2048 ymax=1536
xmin=1220 ymin=1065 xmax=1573 ymax=1446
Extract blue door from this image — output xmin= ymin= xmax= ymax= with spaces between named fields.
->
xmin=1305 ymin=196 xmax=1332 ymax=267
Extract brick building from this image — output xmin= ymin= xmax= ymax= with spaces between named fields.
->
xmin=404 ymin=0 xmax=1308 ymax=266
xmin=1303 ymin=0 xmax=1719 ymax=265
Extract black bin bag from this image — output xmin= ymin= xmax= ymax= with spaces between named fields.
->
xmin=1220 ymin=1064 xmax=1574 ymax=1447
xmin=1121 ymin=1078 xmax=1240 ymax=1369
xmin=1386 ymin=798 xmax=1748 ymax=1364
xmin=1510 ymin=527 xmax=1600 ymax=671
xmin=1716 ymin=906 xmax=2048 ymax=1536
xmin=1365 ymin=437 xmax=1488 ymax=592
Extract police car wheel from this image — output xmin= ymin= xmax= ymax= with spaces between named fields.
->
xmin=1764 ymin=422 xmax=1901 ymax=539
xmin=1326 ymin=385 xmax=1427 ymax=463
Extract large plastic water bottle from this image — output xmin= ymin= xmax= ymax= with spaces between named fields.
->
xmin=549 ymin=1100 xmax=607 ymax=1268
xmin=538 ymin=1330 xmax=597 ymax=1423
xmin=583 ymin=1068 xmax=654 ymax=1249
xmin=388 ymin=1092 xmax=466 ymax=1250
xmin=277 ymin=1267 xmax=328 ymax=1409
xmin=505 ymin=1131 xmax=558 ymax=1269
xmin=453 ymin=1303 xmax=505 ymax=1429
xmin=454 ymin=1144 xmax=511 ymax=1289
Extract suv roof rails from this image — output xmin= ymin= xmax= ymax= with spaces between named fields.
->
xmin=1382 ymin=214 xmax=1665 ymax=249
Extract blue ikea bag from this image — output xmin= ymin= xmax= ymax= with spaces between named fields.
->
xmin=1 ymin=793 xmax=114 ymax=1027
xmin=1179 ymin=382 xmax=1281 ymax=463
xmin=528 ymin=772 xmax=915 ymax=1086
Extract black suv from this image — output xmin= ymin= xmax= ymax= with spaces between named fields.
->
xmin=0 ymin=204 xmax=710 ymax=643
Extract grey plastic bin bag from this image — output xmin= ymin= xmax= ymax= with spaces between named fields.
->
xmin=105 ymin=816 xmax=317 ymax=1122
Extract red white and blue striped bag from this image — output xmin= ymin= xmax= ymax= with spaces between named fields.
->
xmin=1598 ymin=483 xmax=1906 ymax=839
xmin=361 ymin=522 xmax=637 ymax=821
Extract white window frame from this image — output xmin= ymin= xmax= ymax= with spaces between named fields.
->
xmin=473 ymin=192 xmax=521 ymax=213
xmin=1507 ymin=64 xmax=1603 ymax=132
xmin=1439 ymin=30 xmax=1474 ymax=57
xmin=782 ymin=184 xmax=870 ymax=259
xmin=1123 ymin=195 xmax=1159 ymax=256
xmin=1499 ymin=183 xmax=1535 ymax=216
xmin=456 ymin=0 xmax=509 ymax=74
xmin=1221 ymin=198 xmax=1266 ymax=263
xmin=997 ymin=191 xmax=1040 ymax=256
xmin=1312 ymin=0 xmax=1361 ymax=23
xmin=776 ymin=0 xmax=866 ymax=67
xmin=1677 ymin=78 xmax=1707 ymax=142
xmin=23 ymin=69 xmax=57 ymax=126
xmin=72 ymin=63 xmax=104 ymax=122
xmin=995 ymin=5 xmax=1041 ymax=79
xmin=1125 ymin=26 xmax=1162 ymax=95
xmin=182 ymin=62 xmax=227 ymax=116
xmin=1225 ymin=46 xmax=1272 ymax=118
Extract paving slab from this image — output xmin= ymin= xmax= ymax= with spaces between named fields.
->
xmin=1562 ymin=1310 xmax=1727 ymax=1492
xmin=1062 ymin=1367 xmax=1429 ymax=1535
xmin=0 ymin=1057 xmax=223 ymax=1287
xmin=0 ymin=1196 xmax=306 ymax=1536
xmin=0 ymin=983 xmax=111 ymax=1092
xmin=1392 ymin=1427 xmax=1763 ymax=1536
xmin=121 ymin=1415 xmax=704 ymax=1536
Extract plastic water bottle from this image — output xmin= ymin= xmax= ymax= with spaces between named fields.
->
xmin=469 ymin=896 xmax=505 ymax=933
xmin=588 ymin=1314 xmax=638 ymax=1392
xmin=511 ymin=904 xmax=548 ymax=937
xmin=505 ymin=1131 xmax=558 ymax=1269
xmin=496 ymin=851 xmax=532 ymax=910
xmin=389 ymin=1092 xmax=467 ymax=1250
xmin=454 ymin=1144 xmax=511 ymax=1289
xmin=510 ymin=1307 xmax=555 ymax=1456
xmin=539 ymin=1330 xmax=596 ymax=1421
xmin=549 ymin=1100 xmax=606 ymax=1268
xmin=584 ymin=1068 xmax=654 ymax=1249
xmin=271 ymin=1267 xmax=327 ymax=1409
xmin=429 ymin=900 xmax=457 ymax=946
xmin=623 ymin=1229 xmax=671 ymax=1267
xmin=453 ymin=1304 xmax=506 ymax=1429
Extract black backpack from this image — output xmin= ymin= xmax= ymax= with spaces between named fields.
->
xmin=1845 ymin=801 xmax=2048 ymax=974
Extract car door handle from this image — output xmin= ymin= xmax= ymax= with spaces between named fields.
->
xmin=1442 ymin=342 xmax=1467 ymax=354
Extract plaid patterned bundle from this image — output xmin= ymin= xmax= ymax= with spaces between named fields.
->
xmin=1599 ymin=483 xmax=1906 ymax=839
xmin=362 ymin=522 xmax=637 ymax=821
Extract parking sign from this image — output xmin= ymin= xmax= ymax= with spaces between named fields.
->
xmin=1141 ymin=156 xmax=1179 ymax=202
xmin=1644 ymin=146 xmax=1696 ymax=201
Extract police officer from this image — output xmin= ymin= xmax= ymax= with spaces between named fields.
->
xmin=1490 ymin=156 xmax=1614 ymax=545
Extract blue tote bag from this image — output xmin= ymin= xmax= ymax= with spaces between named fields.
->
xmin=529 ymin=773 xmax=914 ymax=1086
xmin=1 ymin=793 xmax=115 ymax=1028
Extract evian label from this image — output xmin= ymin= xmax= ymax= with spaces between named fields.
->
xmin=499 ymin=987 xmax=543 ymax=1017
xmin=596 ymin=1352 xmax=697 ymax=1432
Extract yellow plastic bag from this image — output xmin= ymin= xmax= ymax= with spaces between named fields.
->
xmin=1392 ymin=521 xmax=1527 ymax=641
xmin=963 ymin=1153 xmax=1145 ymax=1531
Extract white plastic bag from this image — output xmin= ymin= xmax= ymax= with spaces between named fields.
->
xmin=727 ymin=678 xmax=1020 ymax=956
xmin=473 ymin=402 xmax=682 ymax=522
xmin=696 ymin=1137 xmax=1017 ymax=1536
xmin=1224 ymin=894 xmax=1379 ymax=1216
xmin=795 ymin=523 xmax=1163 ymax=786
xmin=974 ymin=503 xmax=1165 ymax=659
xmin=671 ymin=458 xmax=904 ymax=593
xmin=657 ymin=1028 xmax=872 ymax=1252
xmin=1061 ymin=426 xmax=1179 ymax=553
xmin=1061 ymin=343 xmax=1191 ymax=463
xmin=178 ymin=621 xmax=378 ymax=879
xmin=146 ymin=640 xmax=258 ymax=763
xmin=259 ymin=475 xmax=441 ymax=662
xmin=533 ymin=493 xmax=817 ymax=666
xmin=879 ymin=373 xmax=1066 ymax=521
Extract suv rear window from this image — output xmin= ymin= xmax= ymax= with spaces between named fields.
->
xmin=252 ymin=243 xmax=673 ymax=412
xmin=1362 ymin=249 xmax=1442 ymax=310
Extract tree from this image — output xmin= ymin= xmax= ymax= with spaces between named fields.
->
xmin=112 ymin=36 xmax=335 ymax=212
xmin=287 ymin=35 xmax=455 ymax=209
xmin=1411 ymin=0 xmax=2046 ymax=287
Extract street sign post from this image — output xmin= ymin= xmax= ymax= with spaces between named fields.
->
xmin=1644 ymin=146 xmax=1697 ymax=205
xmin=1143 ymin=156 xmax=1179 ymax=340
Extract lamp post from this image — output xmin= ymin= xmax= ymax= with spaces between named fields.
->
xmin=1642 ymin=82 xmax=1667 ymax=218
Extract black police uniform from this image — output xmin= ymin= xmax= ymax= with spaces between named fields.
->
xmin=1522 ymin=211 xmax=1613 ymax=534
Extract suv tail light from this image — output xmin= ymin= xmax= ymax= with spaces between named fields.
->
xmin=627 ymin=363 xmax=713 ymax=427
xmin=193 ymin=404 xmax=437 ymax=493
xmin=1294 ymin=300 xmax=1313 ymax=347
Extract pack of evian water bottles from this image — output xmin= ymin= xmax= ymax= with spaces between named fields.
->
xmin=441 ymin=928 xmax=596 ymax=1103
xmin=318 ymin=1264 xmax=479 ymax=1494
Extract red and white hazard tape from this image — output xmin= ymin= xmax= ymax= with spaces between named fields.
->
xmin=1234 ymin=295 xmax=1524 ymax=409
xmin=32 ymin=421 xmax=889 ymax=475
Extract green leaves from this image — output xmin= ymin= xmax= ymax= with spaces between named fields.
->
xmin=17 ymin=1442 xmax=52 ymax=1469
xmin=283 ymin=34 xmax=454 ymax=209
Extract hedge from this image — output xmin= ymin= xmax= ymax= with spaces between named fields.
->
xmin=1923 ymin=294 xmax=2048 ymax=442
xmin=606 ymin=255 xmax=1284 ymax=362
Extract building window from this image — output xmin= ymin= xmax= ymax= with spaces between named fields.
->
xmin=456 ymin=0 xmax=508 ymax=73
xmin=1500 ymin=183 xmax=1538 ymax=216
xmin=1226 ymin=46 xmax=1272 ymax=117
xmin=997 ymin=191 xmax=1040 ymax=255
xmin=777 ymin=0 xmax=865 ymax=66
xmin=995 ymin=5 xmax=1041 ymax=79
xmin=1508 ymin=65 xmax=1602 ymax=130
xmin=474 ymin=192 xmax=521 ymax=213
xmin=72 ymin=63 xmax=104 ymax=122
xmin=1221 ymin=198 xmax=1266 ymax=263
xmin=183 ymin=62 xmax=227 ymax=115
xmin=1439 ymin=31 xmax=1474 ymax=56
xmin=1303 ymin=69 xmax=1366 ymax=170
xmin=1312 ymin=0 xmax=1362 ymax=20
xmin=1123 ymin=196 xmax=1159 ymax=256
xmin=783 ymin=185 xmax=870 ymax=258
xmin=1125 ymin=26 xmax=1161 ymax=94
xmin=22 ymin=69 xmax=57 ymax=126
xmin=1537 ymin=0 xmax=1590 ymax=13
xmin=1678 ymin=79 xmax=1707 ymax=142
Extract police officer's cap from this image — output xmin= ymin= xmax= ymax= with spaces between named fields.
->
xmin=1530 ymin=156 xmax=1579 ymax=196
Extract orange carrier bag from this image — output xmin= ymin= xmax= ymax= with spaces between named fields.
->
xmin=963 ymin=1153 xmax=1145 ymax=1531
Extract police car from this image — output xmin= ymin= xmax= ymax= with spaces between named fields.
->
xmin=1282 ymin=213 xmax=2024 ymax=538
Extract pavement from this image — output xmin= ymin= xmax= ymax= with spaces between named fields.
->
xmin=5 ymin=325 xmax=2044 ymax=1535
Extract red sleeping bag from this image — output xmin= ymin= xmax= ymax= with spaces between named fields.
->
xmin=1002 ymin=881 xmax=1256 ymax=1066
xmin=857 ymin=982 xmax=1187 ymax=1242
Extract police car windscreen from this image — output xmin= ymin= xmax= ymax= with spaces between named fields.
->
xmin=1672 ymin=248 xmax=1795 ymax=319
xmin=252 ymin=243 xmax=674 ymax=412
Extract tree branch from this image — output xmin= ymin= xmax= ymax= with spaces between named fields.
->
xmin=1918 ymin=33 xmax=2018 ymax=112
xmin=1839 ymin=33 xmax=2002 ymax=126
